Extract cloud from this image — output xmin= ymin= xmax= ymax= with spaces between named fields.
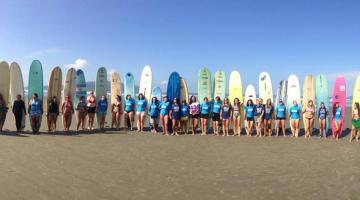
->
xmin=26 ymin=48 xmax=61 ymax=58
xmin=65 ymin=58 xmax=88 ymax=69
xmin=160 ymin=80 xmax=167 ymax=85
xmin=326 ymin=71 xmax=360 ymax=81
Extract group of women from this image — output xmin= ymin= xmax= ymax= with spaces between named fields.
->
xmin=0 ymin=91 xmax=359 ymax=142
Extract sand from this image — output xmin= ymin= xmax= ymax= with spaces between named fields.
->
xmin=0 ymin=108 xmax=358 ymax=200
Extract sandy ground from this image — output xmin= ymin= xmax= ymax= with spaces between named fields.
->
xmin=0 ymin=108 xmax=358 ymax=200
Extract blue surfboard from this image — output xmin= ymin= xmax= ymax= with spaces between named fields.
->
xmin=75 ymin=69 xmax=87 ymax=107
xmin=151 ymin=87 xmax=162 ymax=101
xmin=166 ymin=72 xmax=180 ymax=103
xmin=124 ymin=73 xmax=135 ymax=98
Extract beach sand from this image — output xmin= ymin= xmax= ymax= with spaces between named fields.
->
xmin=0 ymin=108 xmax=358 ymax=200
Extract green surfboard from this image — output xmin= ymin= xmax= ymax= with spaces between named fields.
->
xmin=198 ymin=68 xmax=212 ymax=103
xmin=28 ymin=60 xmax=43 ymax=132
xmin=213 ymin=71 xmax=226 ymax=100
xmin=95 ymin=67 xmax=107 ymax=126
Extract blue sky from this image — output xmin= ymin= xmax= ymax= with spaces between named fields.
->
xmin=1 ymin=0 xmax=360 ymax=94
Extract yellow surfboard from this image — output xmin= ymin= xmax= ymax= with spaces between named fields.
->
xmin=111 ymin=71 xmax=122 ymax=106
xmin=302 ymin=75 xmax=315 ymax=108
xmin=229 ymin=70 xmax=243 ymax=105
xmin=0 ymin=61 xmax=10 ymax=106
xmin=180 ymin=77 xmax=189 ymax=103
xmin=352 ymin=76 xmax=360 ymax=111
xmin=47 ymin=66 xmax=62 ymax=111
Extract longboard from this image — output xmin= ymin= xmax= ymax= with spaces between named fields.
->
xmin=96 ymin=67 xmax=107 ymax=126
xmin=287 ymin=75 xmax=301 ymax=132
xmin=167 ymin=72 xmax=181 ymax=133
xmin=124 ymin=73 xmax=135 ymax=98
xmin=302 ymin=75 xmax=315 ymax=132
xmin=180 ymin=77 xmax=189 ymax=103
xmin=139 ymin=65 xmax=152 ymax=101
xmin=47 ymin=66 xmax=62 ymax=113
xmin=10 ymin=62 xmax=25 ymax=129
xmin=0 ymin=61 xmax=10 ymax=106
xmin=213 ymin=71 xmax=226 ymax=100
xmin=63 ymin=68 xmax=76 ymax=102
xmin=316 ymin=74 xmax=330 ymax=131
xmin=151 ymin=87 xmax=162 ymax=101
xmin=198 ymin=68 xmax=212 ymax=102
xmin=229 ymin=70 xmax=243 ymax=105
xmin=259 ymin=72 xmax=273 ymax=103
xmin=244 ymin=84 xmax=256 ymax=105
xmin=28 ymin=60 xmax=44 ymax=131
xmin=331 ymin=76 xmax=346 ymax=136
xmin=111 ymin=71 xmax=121 ymax=106
xmin=75 ymin=69 xmax=87 ymax=107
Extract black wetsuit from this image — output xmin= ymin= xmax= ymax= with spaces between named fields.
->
xmin=12 ymin=100 xmax=26 ymax=130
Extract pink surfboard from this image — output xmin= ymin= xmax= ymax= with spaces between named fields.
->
xmin=331 ymin=76 xmax=346 ymax=137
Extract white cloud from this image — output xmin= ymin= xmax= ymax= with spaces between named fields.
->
xmin=160 ymin=80 xmax=167 ymax=85
xmin=26 ymin=48 xmax=61 ymax=58
xmin=65 ymin=58 xmax=88 ymax=69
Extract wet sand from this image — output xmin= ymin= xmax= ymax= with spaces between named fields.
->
xmin=0 ymin=108 xmax=359 ymax=200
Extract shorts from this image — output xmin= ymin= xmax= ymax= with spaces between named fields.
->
xmin=190 ymin=114 xmax=199 ymax=119
xmin=47 ymin=113 xmax=58 ymax=118
xmin=98 ymin=112 xmax=107 ymax=117
xmin=87 ymin=107 xmax=96 ymax=113
xmin=200 ymin=114 xmax=209 ymax=119
xmin=181 ymin=116 xmax=189 ymax=121
xmin=255 ymin=116 xmax=263 ymax=124
xmin=125 ymin=110 xmax=134 ymax=114
xmin=233 ymin=111 xmax=241 ymax=118
xmin=264 ymin=116 xmax=272 ymax=120
xmin=172 ymin=115 xmax=180 ymax=120
xmin=150 ymin=116 xmax=158 ymax=123
xmin=136 ymin=111 xmax=146 ymax=117
xmin=276 ymin=117 xmax=286 ymax=120
xmin=246 ymin=117 xmax=254 ymax=121
xmin=212 ymin=113 xmax=220 ymax=121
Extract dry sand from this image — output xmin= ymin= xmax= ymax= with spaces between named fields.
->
xmin=0 ymin=108 xmax=359 ymax=200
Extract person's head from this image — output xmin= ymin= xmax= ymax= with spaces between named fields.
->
xmin=279 ymin=99 xmax=283 ymax=105
xmin=138 ymin=93 xmax=144 ymax=100
xmin=33 ymin=93 xmax=38 ymax=99
xmin=117 ymin=95 xmax=122 ymax=102
xmin=223 ymin=97 xmax=229 ymax=104
xmin=266 ymin=98 xmax=272 ymax=106
xmin=163 ymin=96 xmax=168 ymax=102
xmin=247 ymin=99 xmax=253 ymax=106
xmin=203 ymin=97 xmax=208 ymax=103
xmin=65 ymin=95 xmax=71 ymax=101
xmin=80 ymin=96 xmax=84 ymax=101
xmin=293 ymin=100 xmax=297 ymax=105
xmin=90 ymin=91 xmax=94 ymax=95
xmin=173 ymin=98 xmax=178 ymax=104
xmin=320 ymin=102 xmax=325 ymax=108
xmin=16 ymin=94 xmax=22 ymax=100
xmin=152 ymin=97 xmax=157 ymax=103
xmin=52 ymin=96 xmax=57 ymax=102
xmin=126 ymin=94 xmax=131 ymax=100
xmin=308 ymin=100 xmax=313 ymax=107
xmin=215 ymin=96 xmax=220 ymax=102
xmin=334 ymin=102 xmax=339 ymax=108
xmin=256 ymin=99 xmax=260 ymax=105
xmin=189 ymin=95 xmax=197 ymax=104
xmin=182 ymin=100 xmax=187 ymax=104
xmin=101 ymin=95 xmax=106 ymax=100
xmin=234 ymin=98 xmax=240 ymax=105
xmin=333 ymin=102 xmax=340 ymax=115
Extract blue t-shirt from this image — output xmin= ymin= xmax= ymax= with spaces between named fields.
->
xmin=245 ymin=105 xmax=255 ymax=118
xmin=30 ymin=99 xmax=42 ymax=116
xmin=212 ymin=101 xmax=222 ymax=114
xmin=276 ymin=104 xmax=286 ymax=118
xmin=334 ymin=107 xmax=342 ymax=120
xmin=149 ymin=102 xmax=159 ymax=117
xmin=181 ymin=104 xmax=189 ymax=117
xmin=159 ymin=101 xmax=171 ymax=115
xmin=318 ymin=107 xmax=328 ymax=119
xmin=171 ymin=104 xmax=181 ymax=119
xmin=125 ymin=99 xmax=135 ymax=112
xmin=200 ymin=102 xmax=211 ymax=115
xmin=264 ymin=106 xmax=273 ymax=119
xmin=136 ymin=99 xmax=147 ymax=112
xmin=98 ymin=99 xmax=108 ymax=113
xmin=289 ymin=105 xmax=300 ymax=119
xmin=255 ymin=105 xmax=264 ymax=117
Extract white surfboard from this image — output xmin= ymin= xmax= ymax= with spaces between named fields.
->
xmin=244 ymin=84 xmax=256 ymax=105
xmin=10 ymin=62 xmax=25 ymax=129
xmin=229 ymin=70 xmax=243 ymax=105
xmin=139 ymin=65 xmax=152 ymax=101
xmin=287 ymin=75 xmax=301 ymax=132
xmin=259 ymin=72 xmax=273 ymax=103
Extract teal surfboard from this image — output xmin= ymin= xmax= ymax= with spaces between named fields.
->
xmin=316 ymin=74 xmax=330 ymax=132
xmin=151 ymin=87 xmax=162 ymax=101
xmin=95 ymin=67 xmax=107 ymax=126
xmin=28 ymin=60 xmax=43 ymax=132
xmin=124 ymin=73 xmax=135 ymax=98
xmin=198 ymin=68 xmax=212 ymax=102
xmin=75 ymin=69 xmax=87 ymax=107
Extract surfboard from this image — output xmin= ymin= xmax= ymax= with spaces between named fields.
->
xmin=96 ymin=67 xmax=107 ymax=126
xmin=287 ymin=75 xmax=301 ymax=109
xmin=28 ymin=60 xmax=44 ymax=131
xmin=151 ymin=87 xmax=162 ymax=101
xmin=275 ymin=80 xmax=287 ymax=107
xmin=316 ymin=74 xmax=330 ymax=131
xmin=111 ymin=71 xmax=121 ymax=106
xmin=352 ymin=76 xmax=360 ymax=109
xmin=124 ymin=73 xmax=135 ymax=98
xmin=47 ymin=66 xmax=62 ymax=113
xmin=229 ymin=70 xmax=243 ymax=105
xmin=213 ymin=71 xmax=226 ymax=100
xmin=180 ymin=77 xmax=189 ymax=103
xmin=259 ymin=72 xmax=273 ymax=103
xmin=244 ymin=84 xmax=256 ymax=105
xmin=198 ymin=68 xmax=212 ymax=103
xmin=63 ymin=68 xmax=76 ymax=102
xmin=302 ymin=75 xmax=315 ymax=108
xmin=75 ymin=69 xmax=86 ymax=107
xmin=331 ymin=76 xmax=346 ymax=136
xmin=0 ymin=61 xmax=10 ymax=107
xmin=10 ymin=62 xmax=25 ymax=129
xmin=167 ymin=72 xmax=181 ymax=103
xmin=139 ymin=65 xmax=152 ymax=101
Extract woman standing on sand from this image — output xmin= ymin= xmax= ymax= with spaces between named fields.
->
xmin=289 ymin=100 xmax=301 ymax=138
xmin=87 ymin=91 xmax=97 ymax=130
xmin=149 ymin=97 xmax=160 ymax=134
xmin=28 ymin=93 xmax=43 ymax=133
xmin=220 ymin=98 xmax=232 ymax=136
xmin=76 ymin=96 xmax=87 ymax=131
xmin=275 ymin=99 xmax=286 ymax=137
xmin=212 ymin=96 xmax=222 ymax=136
xmin=47 ymin=96 xmax=59 ymax=132
xmin=264 ymin=99 xmax=274 ymax=137
xmin=244 ymin=99 xmax=255 ymax=136
xmin=332 ymin=102 xmax=342 ymax=140
xmin=303 ymin=100 xmax=316 ymax=138
xmin=254 ymin=98 xmax=265 ymax=137
xmin=12 ymin=94 xmax=26 ymax=132
xmin=124 ymin=95 xmax=135 ymax=131
xmin=232 ymin=98 xmax=242 ymax=136
xmin=61 ymin=96 xmax=74 ymax=132
xmin=180 ymin=100 xmax=189 ymax=134
xmin=159 ymin=96 xmax=171 ymax=135
xmin=200 ymin=97 xmax=211 ymax=136
xmin=318 ymin=102 xmax=328 ymax=138
xmin=169 ymin=98 xmax=181 ymax=136
xmin=111 ymin=95 xmax=123 ymax=130
xmin=136 ymin=93 xmax=148 ymax=132
xmin=189 ymin=95 xmax=200 ymax=135
xmin=97 ymin=95 xmax=108 ymax=130
xmin=349 ymin=102 xmax=360 ymax=142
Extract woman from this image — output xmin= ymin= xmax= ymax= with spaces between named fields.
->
xmin=189 ymin=95 xmax=200 ymax=135
xmin=0 ymin=94 xmax=8 ymax=132
xmin=212 ymin=96 xmax=222 ymax=136
xmin=350 ymin=102 xmax=360 ymax=142
xmin=275 ymin=99 xmax=286 ymax=137
xmin=28 ymin=93 xmax=43 ymax=133
xmin=254 ymin=98 xmax=265 ymax=137
xmin=169 ymin=98 xmax=181 ymax=136
xmin=232 ymin=98 xmax=242 ymax=136
xmin=332 ymin=102 xmax=342 ymax=140
xmin=244 ymin=99 xmax=255 ymax=136
xmin=180 ymin=100 xmax=189 ymax=134
xmin=136 ymin=93 xmax=148 ymax=132
xmin=87 ymin=91 xmax=97 ymax=130
xmin=76 ymin=96 xmax=87 ymax=131
xmin=289 ymin=100 xmax=301 ymax=138
xmin=159 ymin=96 xmax=171 ymax=135
xmin=97 ymin=95 xmax=108 ymax=130
xmin=302 ymin=100 xmax=316 ymax=138
xmin=149 ymin=97 xmax=160 ymax=134
xmin=220 ymin=98 xmax=232 ymax=136
xmin=124 ymin=95 xmax=135 ymax=131
xmin=61 ymin=96 xmax=74 ymax=132
xmin=264 ymin=99 xmax=274 ymax=137
xmin=111 ymin=95 xmax=123 ymax=130
xmin=318 ymin=102 xmax=328 ymax=138
xmin=200 ymin=97 xmax=211 ymax=136
xmin=47 ymin=96 xmax=59 ymax=132
xmin=12 ymin=94 xmax=26 ymax=132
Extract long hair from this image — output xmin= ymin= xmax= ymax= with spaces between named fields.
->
xmin=189 ymin=95 xmax=197 ymax=104
xmin=246 ymin=99 xmax=254 ymax=107
xmin=233 ymin=98 xmax=240 ymax=107
xmin=333 ymin=102 xmax=339 ymax=116
xmin=356 ymin=102 xmax=360 ymax=116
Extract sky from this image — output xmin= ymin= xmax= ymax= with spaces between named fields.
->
xmin=1 ymin=0 xmax=360 ymax=94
